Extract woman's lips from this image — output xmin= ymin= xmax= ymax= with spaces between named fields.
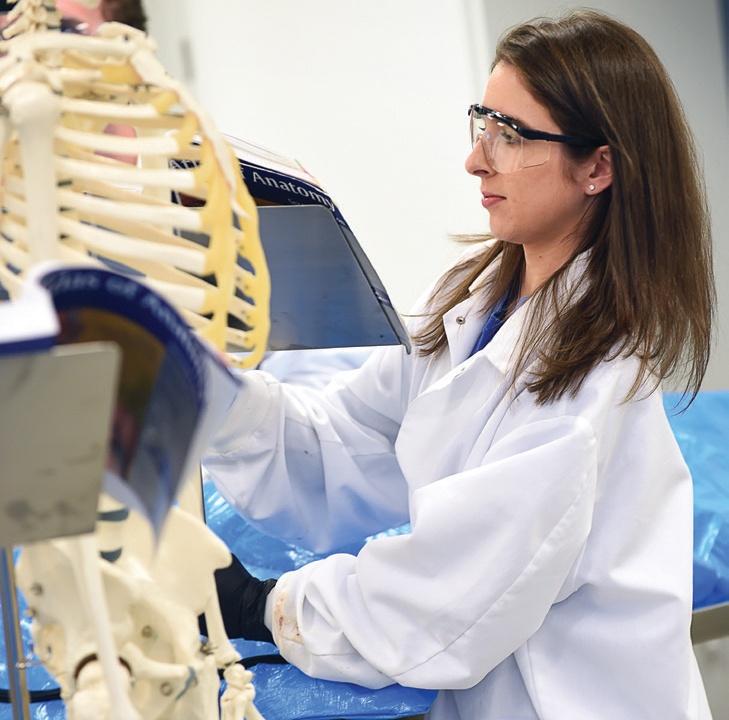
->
xmin=481 ymin=193 xmax=505 ymax=209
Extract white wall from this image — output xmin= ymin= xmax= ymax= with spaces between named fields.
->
xmin=147 ymin=0 xmax=729 ymax=389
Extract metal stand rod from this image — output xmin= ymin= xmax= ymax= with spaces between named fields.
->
xmin=0 ymin=546 xmax=31 ymax=720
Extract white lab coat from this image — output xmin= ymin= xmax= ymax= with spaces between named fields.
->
xmin=204 ymin=249 xmax=711 ymax=720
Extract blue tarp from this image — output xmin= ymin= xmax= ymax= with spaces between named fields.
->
xmin=665 ymin=391 xmax=729 ymax=609
xmin=2 ymin=389 xmax=728 ymax=719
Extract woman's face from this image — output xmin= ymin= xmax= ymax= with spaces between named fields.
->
xmin=466 ymin=62 xmax=596 ymax=261
xmin=55 ymin=0 xmax=104 ymax=33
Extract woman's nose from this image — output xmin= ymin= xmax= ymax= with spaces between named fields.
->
xmin=465 ymin=138 xmax=495 ymax=176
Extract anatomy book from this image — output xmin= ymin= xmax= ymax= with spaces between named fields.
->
xmin=0 ymin=264 xmax=238 ymax=539
xmin=172 ymin=137 xmax=411 ymax=353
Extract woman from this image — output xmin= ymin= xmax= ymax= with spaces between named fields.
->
xmin=204 ymin=10 xmax=715 ymax=719
xmin=55 ymin=0 xmax=147 ymax=33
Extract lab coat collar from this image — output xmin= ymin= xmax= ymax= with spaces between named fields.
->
xmin=442 ymin=249 xmax=590 ymax=374
xmin=442 ymin=257 xmax=511 ymax=371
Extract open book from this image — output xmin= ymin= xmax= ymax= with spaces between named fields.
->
xmin=173 ymin=137 xmax=411 ymax=353
xmin=0 ymin=263 xmax=238 ymax=538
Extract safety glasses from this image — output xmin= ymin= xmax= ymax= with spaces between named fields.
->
xmin=60 ymin=15 xmax=92 ymax=34
xmin=468 ymin=104 xmax=599 ymax=173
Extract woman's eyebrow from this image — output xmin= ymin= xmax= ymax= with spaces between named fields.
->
xmin=486 ymin=106 xmax=533 ymax=129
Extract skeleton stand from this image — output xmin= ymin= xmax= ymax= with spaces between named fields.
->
xmin=1 ymin=548 xmax=30 ymax=720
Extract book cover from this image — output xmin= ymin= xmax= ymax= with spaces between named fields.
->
xmin=4 ymin=263 xmax=239 ymax=536
xmin=171 ymin=137 xmax=411 ymax=353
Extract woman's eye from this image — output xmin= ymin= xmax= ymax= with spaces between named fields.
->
xmin=497 ymin=125 xmax=519 ymax=145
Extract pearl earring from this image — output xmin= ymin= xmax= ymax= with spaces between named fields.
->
xmin=588 ymin=184 xmax=596 ymax=192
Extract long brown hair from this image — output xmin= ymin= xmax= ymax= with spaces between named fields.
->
xmin=102 ymin=0 xmax=147 ymax=31
xmin=412 ymin=10 xmax=714 ymax=404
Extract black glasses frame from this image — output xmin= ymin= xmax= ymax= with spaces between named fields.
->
xmin=468 ymin=104 xmax=601 ymax=148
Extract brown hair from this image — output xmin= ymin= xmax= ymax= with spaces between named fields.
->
xmin=102 ymin=0 xmax=147 ymax=31
xmin=412 ymin=9 xmax=714 ymax=404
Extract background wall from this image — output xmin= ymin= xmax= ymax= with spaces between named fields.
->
xmin=146 ymin=0 xmax=728 ymax=391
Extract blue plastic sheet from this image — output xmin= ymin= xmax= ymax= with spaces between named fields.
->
xmin=242 ymin=661 xmax=435 ymax=720
xmin=664 ymin=390 xmax=729 ymax=610
xmin=3 ymin=390 xmax=729 ymax=719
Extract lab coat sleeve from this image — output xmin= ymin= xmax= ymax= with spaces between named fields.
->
xmin=203 ymin=345 xmax=413 ymax=552
xmin=268 ymin=412 xmax=598 ymax=690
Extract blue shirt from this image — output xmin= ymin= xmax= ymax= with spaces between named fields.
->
xmin=469 ymin=292 xmax=527 ymax=357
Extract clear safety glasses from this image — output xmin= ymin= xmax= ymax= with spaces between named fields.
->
xmin=468 ymin=104 xmax=599 ymax=173
xmin=60 ymin=16 xmax=92 ymax=34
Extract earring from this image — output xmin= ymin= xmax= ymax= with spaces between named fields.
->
xmin=588 ymin=184 xmax=596 ymax=192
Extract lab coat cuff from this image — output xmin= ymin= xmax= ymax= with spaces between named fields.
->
xmin=268 ymin=570 xmax=308 ymax=651
xmin=209 ymin=371 xmax=272 ymax=453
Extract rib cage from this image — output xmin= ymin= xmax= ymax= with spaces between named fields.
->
xmin=0 ymin=9 xmax=270 ymax=368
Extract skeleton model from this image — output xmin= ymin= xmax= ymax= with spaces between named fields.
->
xmin=0 ymin=0 xmax=271 ymax=718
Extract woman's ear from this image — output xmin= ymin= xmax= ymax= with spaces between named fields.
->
xmin=586 ymin=145 xmax=612 ymax=195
